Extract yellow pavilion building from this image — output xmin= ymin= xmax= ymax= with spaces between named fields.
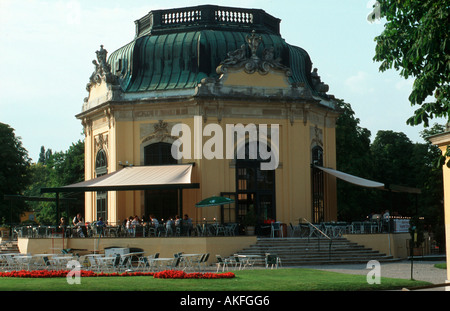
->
xmin=76 ymin=5 xmax=340 ymax=232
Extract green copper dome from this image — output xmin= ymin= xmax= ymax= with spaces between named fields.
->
xmin=107 ymin=5 xmax=320 ymax=95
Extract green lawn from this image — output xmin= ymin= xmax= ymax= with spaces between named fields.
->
xmin=0 ymin=268 xmax=430 ymax=291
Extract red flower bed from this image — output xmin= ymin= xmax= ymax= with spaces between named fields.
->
xmin=0 ymin=269 xmax=235 ymax=279
xmin=153 ymin=270 xmax=235 ymax=279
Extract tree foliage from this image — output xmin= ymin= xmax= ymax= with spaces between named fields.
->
xmin=373 ymin=0 xmax=450 ymax=127
xmin=0 ymin=123 xmax=32 ymax=224
xmin=335 ymin=103 xmax=444 ymax=234
xmin=25 ymin=140 xmax=85 ymax=225
xmin=335 ymin=100 xmax=377 ymax=220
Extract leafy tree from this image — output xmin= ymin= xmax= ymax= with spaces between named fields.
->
xmin=417 ymin=124 xmax=446 ymax=250
xmin=335 ymin=100 xmax=377 ymax=221
xmin=373 ymin=0 xmax=450 ymax=127
xmin=0 ymin=123 xmax=32 ymax=224
xmin=25 ymin=140 xmax=85 ymax=225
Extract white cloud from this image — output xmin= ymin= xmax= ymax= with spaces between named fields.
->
xmin=344 ymin=71 xmax=375 ymax=95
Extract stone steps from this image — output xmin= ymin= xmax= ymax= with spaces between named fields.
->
xmin=0 ymin=240 xmax=19 ymax=254
xmin=234 ymin=237 xmax=397 ymax=266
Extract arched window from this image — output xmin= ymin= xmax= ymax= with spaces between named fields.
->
xmin=95 ymin=149 xmax=108 ymax=221
xmin=311 ymin=146 xmax=324 ymax=223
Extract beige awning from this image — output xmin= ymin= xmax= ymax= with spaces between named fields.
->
xmin=41 ymin=164 xmax=199 ymax=193
xmin=315 ymin=166 xmax=385 ymax=189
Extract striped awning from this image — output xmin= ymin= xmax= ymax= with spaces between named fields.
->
xmin=41 ymin=164 xmax=199 ymax=193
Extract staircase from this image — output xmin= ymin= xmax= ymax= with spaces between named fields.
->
xmin=235 ymin=237 xmax=397 ymax=266
xmin=0 ymin=240 xmax=19 ymax=254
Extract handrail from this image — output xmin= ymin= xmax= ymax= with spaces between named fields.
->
xmin=303 ymin=218 xmax=332 ymax=260
xmin=302 ymin=218 xmax=331 ymax=240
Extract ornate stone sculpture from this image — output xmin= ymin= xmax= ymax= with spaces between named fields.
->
xmin=86 ymin=45 xmax=118 ymax=92
xmin=217 ymin=31 xmax=291 ymax=77
xmin=311 ymin=68 xmax=329 ymax=93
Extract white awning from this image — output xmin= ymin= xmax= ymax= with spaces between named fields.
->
xmin=315 ymin=166 xmax=385 ymax=189
xmin=41 ymin=164 xmax=199 ymax=193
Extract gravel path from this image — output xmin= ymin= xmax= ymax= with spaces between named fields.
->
xmin=299 ymin=260 xmax=448 ymax=290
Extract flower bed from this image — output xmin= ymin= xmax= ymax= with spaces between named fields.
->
xmin=0 ymin=269 xmax=235 ymax=279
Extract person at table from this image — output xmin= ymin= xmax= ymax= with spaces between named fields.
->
xmin=382 ymin=209 xmax=390 ymax=232
xmin=59 ymin=217 xmax=69 ymax=237
xmin=72 ymin=213 xmax=86 ymax=237
xmin=166 ymin=217 xmax=174 ymax=236
xmin=96 ymin=217 xmax=106 ymax=236
xmin=126 ymin=216 xmax=134 ymax=235
xmin=182 ymin=214 xmax=193 ymax=236
xmin=150 ymin=215 xmax=159 ymax=227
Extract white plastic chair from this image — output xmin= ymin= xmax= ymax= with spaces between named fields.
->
xmin=271 ymin=222 xmax=283 ymax=238
xmin=215 ymin=255 xmax=231 ymax=272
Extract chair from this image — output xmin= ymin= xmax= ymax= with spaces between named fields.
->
xmin=215 ymin=255 xmax=230 ymax=272
xmin=148 ymin=226 xmax=157 ymax=237
xmin=201 ymin=253 xmax=210 ymax=271
xmin=225 ymin=223 xmax=237 ymax=236
xmin=102 ymin=254 xmax=122 ymax=272
xmin=169 ymin=257 xmax=181 ymax=270
xmin=289 ymin=223 xmax=300 ymax=237
xmin=190 ymin=253 xmax=208 ymax=272
xmin=122 ymin=255 xmax=133 ymax=272
xmin=232 ymin=255 xmax=248 ymax=270
xmin=87 ymin=256 xmax=99 ymax=272
xmin=195 ymin=224 xmax=204 ymax=236
xmin=37 ymin=256 xmax=54 ymax=270
xmin=265 ymin=253 xmax=281 ymax=269
xmin=147 ymin=252 xmax=160 ymax=271
xmin=5 ymin=255 xmax=18 ymax=271
xmin=271 ymin=222 xmax=283 ymax=238
xmin=156 ymin=224 xmax=166 ymax=237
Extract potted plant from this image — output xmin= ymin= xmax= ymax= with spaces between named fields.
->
xmin=242 ymin=206 xmax=258 ymax=236
xmin=0 ymin=218 xmax=10 ymax=239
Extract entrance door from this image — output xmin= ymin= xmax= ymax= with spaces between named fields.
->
xmin=235 ymin=143 xmax=276 ymax=228
xmin=144 ymin=142 xmax=178 ymax=220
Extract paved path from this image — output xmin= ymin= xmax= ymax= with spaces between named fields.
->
xmin=300 ymin=259 xmax=448 ymax=290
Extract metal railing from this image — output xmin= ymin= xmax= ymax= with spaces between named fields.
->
xmin=303 ymin=218 xmax=333 ymax=260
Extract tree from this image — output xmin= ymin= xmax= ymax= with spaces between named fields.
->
xmin=0 ymin=123 xmax=31 ymax=224
xmin=335 ymin=100 xmax=376 ymax=221
xmin=25 ymin=140 xmax=85 ymax=225
xmin=373 ymin=0 xmax=450 ymax=127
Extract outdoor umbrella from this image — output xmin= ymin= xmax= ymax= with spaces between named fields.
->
xmin=195 ymin=196 xmax=235 ymax=207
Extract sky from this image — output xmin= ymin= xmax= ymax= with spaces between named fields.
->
xmin=0 ymin=0 xmax=443 ymax=162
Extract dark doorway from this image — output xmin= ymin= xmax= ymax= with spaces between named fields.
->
xmin=235 ymin=143 xmax=276 ymax=228
xmin=144 ymin=142 xmax=178 ymax=220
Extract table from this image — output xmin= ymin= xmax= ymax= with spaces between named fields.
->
xmin=14 ymin=255 xmax=33 ymax=270
xmin=149 ymin=258 xmax=176 ymax=271
xmin=29 ymin=254 xmax=57 ymax=269
xmin=96 ymin=256 xmax=118 ymax=272
xmin=236 ymin=254 xmax=262 ymax=269
xmin=52 ymin=256 xmax=75 ymax=270
xmin=180 ymin=254 xmax=203 ymax=271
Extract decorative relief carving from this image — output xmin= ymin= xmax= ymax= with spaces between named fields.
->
xmin=216 ymin=31 xmax=292 ymax=77
xmin=141 ymin=120 xmax=178 ymax=144
xmin=95 ymin=133 xmax=109 ymax=154
xmin=310 ymin=125 xmax=323 ymax=148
